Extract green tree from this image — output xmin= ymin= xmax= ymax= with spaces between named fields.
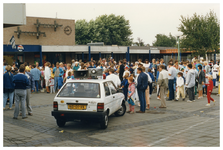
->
xmin=152 ymin=33 xmax=177 ymax=47
xmin=75 ymin=14 xmax=133 ymax=46
xmin=178 ymin=10 xmax=220 ymax=57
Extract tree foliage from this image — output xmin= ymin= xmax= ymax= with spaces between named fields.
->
xmin=75 ymin=14 xmax=133 ymax=46
xmin=178 ymin=10 xmax=220 ymax=57
xmin=133 ymin=37 xmax=145 ymax=46
xmin=152 ymin=33 xmax=177 ymax=47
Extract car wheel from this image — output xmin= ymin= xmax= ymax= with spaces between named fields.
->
xmin=100 ymin=113 xmax=108 ymax=129
xmin=56 ymin=119 xmax=66 ymax=127
xmin=115 ymin=101 xmax=126 ymax=117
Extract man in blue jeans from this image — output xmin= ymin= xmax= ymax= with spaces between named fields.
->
xmin=168 ymin=62 xmax=176 ymax=101
xmin=30 ymin=64 xmax=41 ymax=93
xmin=53 ymin=62 xmax=64 ymax=92
xmin=13 ymin=65 xmax=29 ymax=119
xmin=136 ymin=67 xmax=148 ymax=113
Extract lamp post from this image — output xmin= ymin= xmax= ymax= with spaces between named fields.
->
xmin=177 ymin=36 xmax=180 ymax=62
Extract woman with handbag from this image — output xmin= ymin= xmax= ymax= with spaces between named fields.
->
xmin=3 ymin=65 xmax=15 ymax=110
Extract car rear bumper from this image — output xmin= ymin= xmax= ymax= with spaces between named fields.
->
xmin=51 ymin=110 xmax=106 ymax=121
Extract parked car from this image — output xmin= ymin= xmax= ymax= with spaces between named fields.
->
xmin=51 ymin=79 xmax=126 ymax=129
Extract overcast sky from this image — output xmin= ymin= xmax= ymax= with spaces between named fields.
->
xmin=25 ymin=3 xmax=220 ymax=45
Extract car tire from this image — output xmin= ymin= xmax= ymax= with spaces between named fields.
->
xmin=100 ymin=113 xmax=108 ymax=129
xmin=56 ymin=119 xmax=66 ymax=127
xmin=114 ymin=101 xmax=126 ymax=117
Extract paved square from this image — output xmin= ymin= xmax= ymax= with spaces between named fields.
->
xmin=3 ymin=91 xmax=220 ymax=147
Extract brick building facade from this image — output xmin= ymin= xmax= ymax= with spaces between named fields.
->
xmin=3 ymin=16 xmax=75 ymax=66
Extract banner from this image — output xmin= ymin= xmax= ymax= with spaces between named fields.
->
xmin=9 ymin=35 xmax=16 ymax=49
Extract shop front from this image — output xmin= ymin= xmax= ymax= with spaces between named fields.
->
xmin=3 ymin=44 xmax=42 ymax=66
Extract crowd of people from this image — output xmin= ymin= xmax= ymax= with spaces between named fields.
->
xmin=3 ymin=56 xmax=220 ymax=117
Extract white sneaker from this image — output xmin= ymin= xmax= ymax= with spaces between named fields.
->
xmin=213 ymin=100 xmax=216 ymax=105
xmin=187 ymin=100 xmax=192 ymax=103
xmin=206 ymin=103 xmax=210 ymax=106
xmin=193 ymin=100 xmax=195 ymax=102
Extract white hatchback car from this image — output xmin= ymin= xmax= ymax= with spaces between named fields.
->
xmin=51 ymin=79 xmax=126 ymax=129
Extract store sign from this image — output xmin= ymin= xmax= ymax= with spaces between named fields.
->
xmin=17 ymin=45 xmax=24 ymax=52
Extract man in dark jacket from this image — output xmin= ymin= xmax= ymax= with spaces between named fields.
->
xmin=197 ymin=65 xmax=205 ymax=99
xmin=136 ymin=67 xmax=148 ymax=113
xmin=119 ymin=60 xmax=125 ymax=82
xmin=13 ymin=65 xmax=29 ymax=119
xmin=19 ymin=69 xmax=35 ymax=116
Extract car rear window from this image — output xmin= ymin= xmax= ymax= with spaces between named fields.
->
xmin=57 ymin=82 xmax=100 ymax=98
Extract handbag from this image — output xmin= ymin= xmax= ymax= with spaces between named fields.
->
xmin=127 ymin=97 xmax=135 ymax=106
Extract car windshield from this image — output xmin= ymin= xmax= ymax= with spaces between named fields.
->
xmin=57 ymin=82 xmax=100 ymax=98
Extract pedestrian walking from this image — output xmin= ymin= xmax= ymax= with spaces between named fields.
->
xmin=13 ymin=65 xmax=29 ymax=119
xmin=3 ymin=65 xmax=14 ymax=110
xmin=205 ymin=75 xmax=215 ymax=106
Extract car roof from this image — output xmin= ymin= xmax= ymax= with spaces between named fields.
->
xmin=66 ymin=79 xmax=113 ymax=84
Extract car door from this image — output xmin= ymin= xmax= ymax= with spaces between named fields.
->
xmin=107 ymin=81 xmax=119 ymax=113
xmin=103 ymin=82 xmax=113 ymax=115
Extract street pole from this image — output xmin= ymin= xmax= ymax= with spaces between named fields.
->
xmin=177 ymin=36 xmax=180 ymax=62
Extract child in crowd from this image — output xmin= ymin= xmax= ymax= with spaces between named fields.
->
xmin=127 ymin=76 xmax=135 ymax=114
xmin=205 ymin=75 xmax=215 ymax=106
xmin=121 ymin=72 xmax=129 ymax=101
xmin=49 ymin=76 xmax=55 ymax=94
xmin=175 ymin=72 xmax=185 ymax=101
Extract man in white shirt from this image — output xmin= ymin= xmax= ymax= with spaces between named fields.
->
xmin=65 ymin=63 xmax=73 ymax=78
xmin=106 ymin=68 xmax=121 ymax=88
xmin=44 ymin=62 xmax=51 ymax=93
xmin=168 ymin=62 xmax=176 ymax=100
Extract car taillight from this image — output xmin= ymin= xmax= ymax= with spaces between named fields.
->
xmin=97 ymin=103 xmax=104 ymax=112
xmin=53 ymin=102 xmax=58 ymax=111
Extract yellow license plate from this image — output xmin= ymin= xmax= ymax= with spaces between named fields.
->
xmin=68 ymin=104 xmax=87 ymax=110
